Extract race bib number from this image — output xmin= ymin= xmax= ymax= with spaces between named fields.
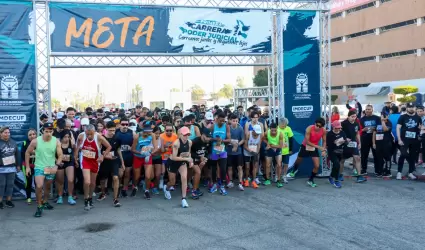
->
xmin=62 ymin=155 xmax=71 ymax=162
xmin=366 ymin=127 xmax=374 ymax=133
xmin=44 ymin=166 xmax=58 ymax=175
xmin=82 ymin=150 xmax=96 ymax=159
xmin=347 ymin=141 xmax=357 ymax=148
xmin=375 ymin=134 xmax=384 ymax=141
xmin=249 ymin=145 xmax=257 ymax=152
xmin=180 ymin=152 xmax=190 ymax=158
xmin=305 ymin=145 xmax=316 ymax=151
xmin=141 ymin=146 xmax=152 ymax=152
xmin=231 ymin=139 xmax=238 ymax=145
xmin=108 ymin=151 xmax=115 ymax=158
xmin=120 ymin=145 xmax=131 ymax=151
xmin=335 ymin=138 xmax=345 ymax=146
xmin=2 ymin=156 xmax=15 ymax=165
xmin=214 ymin=145 xmax=224 ymax=153
xmin=406 ymin=131 xmax=416 ymax=139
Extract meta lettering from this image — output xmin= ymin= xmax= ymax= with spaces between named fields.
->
xmin=65 ymin=16 xmax=155 ymax=49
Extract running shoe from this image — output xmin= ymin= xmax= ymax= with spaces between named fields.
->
xmin=238 ymin=183 xmax=244 ymax=191
xmin=273 ymin=175 xmax=278 ymax=183
xmin=43 ymin=202 xmax=54 ymax=210
xmin=191 ymin=190 xmax=199 ymax=200
xmin=34 ymin=206 xmax=43 ymax=217
xmin=360 ymin=170 xmax=367 ymax=176
xmin=282 ymin=177 xmax=289 ymax=184
xmin=251 ymin=181 xmax=258 ymax=189
xmin=181 ymin=198 xmax=189 ymax=208
xmin=219 ymin=186 xmax=228 ymax=196
xmin=396 ymin=172 xmax=402 ymax=180
xmin=88 ymin=198 xmax=94 ymax=208
xmin=328 ymin=177 xmax=335 ymax=186
xmin=121 ymin=189 xmax=128 ymax=198
xmin=26 ymin=198 xmax=32 ymax=205
xmin=97 ymin=193 xmax=106 ymax=201
xmin=227 ymin=181 xmax=234 ymax=189
xmin=408 ymin=173 xmax=417 ymax=180
xmin=338 ymin=174 xmax=344 ymax=182
xmin=169 ymin=186 xmax=175 ymax=191
xmin=263 ymin=179 xmax=271 ymax=186
xmin=209 ymin=184 xmax=218 ymax=193
xmin=243 ymin=179 xmax=249 ymax=187
xmin=255 ymin=178 xmax=261 ymax=185
xmin=333 ymin=181 xmax=342 ymax=188
xmin=353 ymin=169 xmax=358 ymax=176
xmin=68 ymin=196 xmax=76 ymax=205
xmin=5 ymin=200 xmax=14 ymax=208
xmin=356 ymin=176 xmax=367 ymax=183
xmin=144 ymin=190 xmax=151 ymax=200
xmin=188 ymin=182 xmax=193 ymax=189
xmin=195 ymin=189 xmax=204 ymax=197
xmin=288 ymin=170 xmax=298 ymax=178
xmin=84 ymin=199 xmax=90 ymax=211
xmin=307 ymin=180 xmax=317 ymax=187
xmin=0 ymin=202 xmax=3 ymax=209
xmin=163 ymin=185 xmax=171 ymax=200
xmin=159 ymin=177 xmax=164 ymax=189
xmin=383 ymin=172 xmax=392 ymax=178
xmin=152 ymin=188 xmax=160 ymax=195
xmin=130 ymin=188 xmax=137 ymax=197
xmin=276 ymin=181 xmax=283 ymax=188
xmin=56 ymin=196 xmax=63 ymax=204
xmin=113 ymin=199 xmax=121 ymax=207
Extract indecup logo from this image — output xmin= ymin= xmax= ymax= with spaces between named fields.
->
xmin=1 ymin=75 xmax=19 ymax=99
xmin=0 ymin=114 xmax=26 ymax=122
xmin=296 ymin=73 xmax=308 ymax=94
xmin=292 ymin=106 xmax=313 ymax=112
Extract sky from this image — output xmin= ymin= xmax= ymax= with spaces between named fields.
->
xmin=50 ymin=66 xmax=255 ymax=104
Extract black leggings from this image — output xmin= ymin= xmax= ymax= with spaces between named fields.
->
xmin=360 ymin=137 xmax=377 ymax=172
xmin=210 ymin=158 xmax=227 ymax=185
xmin=376 ymin=143 xmax=392 ymax=175
xmin=329 ymin=153 xmax=343 ymax=179
xmin=26 ymin=168 xmax=35 ymax=199
xmin=398 ymin=142 xmax=420 ymax=174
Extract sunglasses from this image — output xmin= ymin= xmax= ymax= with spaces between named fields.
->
xmin=121 ymin=123 xmax=129 ymax=126
xmin=166 ymin=129 xmax=173 ymax=132
xmin=182 ymin=134 xmax=190 ymax=137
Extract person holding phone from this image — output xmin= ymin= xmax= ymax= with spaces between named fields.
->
xmin=0 ymin=126 xmax=20 ymax=209
xmin=372 ymin=114 xmax=392 ymax=177
xmin=359 ymin=105 xmax=381 ymax=175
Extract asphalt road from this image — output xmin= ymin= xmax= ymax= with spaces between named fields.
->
xmin=2 ymin=166 xmax=425 ymax=250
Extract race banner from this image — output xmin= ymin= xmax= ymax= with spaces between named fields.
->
xmin=282 ymin=11 xmax=322 ymax=177
xmin=49 ymin=2 xmax=272 ymax=54
xmin=0 ymin=0 xmax=37 ymax=199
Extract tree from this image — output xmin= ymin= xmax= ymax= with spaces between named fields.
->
xmin=218 ymin=84 xmax=233 ymax=99
xmin=51 ymin=98 xmax=61 ymax=109
xmin=170 ymin=88 xmax=180 ymax=92
xmin=394 ymin=85 xmax=418 ymax=103
xmin=190 ymin=85 xmax=205 ymax=100
xmin=236 ymin=76 xmax=246 ymax=88
xmin=210 ymin=92 xmax=219 ymax=100
xmin=331 ymin=95 xmax=338 ymax=104
xmin=253 ymin=68 xmax=277 ymax=87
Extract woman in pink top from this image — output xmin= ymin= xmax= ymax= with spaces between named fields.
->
xmin=288 ymin=117 xmax=327 ymax=187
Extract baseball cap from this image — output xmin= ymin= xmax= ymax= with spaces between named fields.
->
xmin=146 ymin=111 xmax=153 ymax=117
xmin=332 ymin=120 xmax=342 ymax=129
xmin=81 ymin=118 xmax=90 ymax=126
xmin=205 ymin=112 xmax=213 ymax=121
xmin=129 ymin=119 xmax=137 ymax=131
xmin=43 ymin=122 xmax=54 ymax=129
xmin=253 ymin=124 xmax=262 ymax=134
xmin=56 ymin=112 xmax=64 ymax=119
xmin=406 ymin=103 xmax=415 ymax=108
xmin=202 ymin=127 xmax=212 ymax=137
xmin=143 ymin=122 xmax=153 ymax=132
xmin=180 ymin=126 xmax=191 ymax=136
xmin=135 ymin=105 xmax=142 ymax=109
xmin=183 ymin=111 xmax=191 ymax=118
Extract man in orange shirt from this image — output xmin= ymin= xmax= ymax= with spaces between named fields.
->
xmin=160 ymin=124 xmax=178 ymax=189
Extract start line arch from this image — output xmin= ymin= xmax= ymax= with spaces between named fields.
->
xmin=34 ymin=0 xmax=331 ymax=176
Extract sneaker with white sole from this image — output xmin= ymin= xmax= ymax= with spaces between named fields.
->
xmin=238 ymin=183 xmax=244 ymax=191
xmin=255 ymin=178 xmax=260 ymax=185
xmin=227 ymin=181 xmax=234 ymax=189
xmin=396 ymin=172 xmax=402 ymax=180
xmin=159 ymin=176 xmax=164 ymax=190
xmin=163 ymin=185 xmax=171 ymax=200
xmin=408 ymin=173 xmax=417 ymax=180
xmin=181 ymin=198 xmax=189 ymax=208
xmin=283 ymin=177 xmax=289 ymax=184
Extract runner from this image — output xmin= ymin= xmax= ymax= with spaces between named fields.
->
xmin=115 ymin=117 xmax=136 ymax=198
xmin=151 ymin=126 xmax=163 ymax=195
xmin=243 ymin=124 xmax=262 ymax=188
xmin=264 ymin=123 xmax=284 ymax=187
xmin=75 ymin=124 xmax=112 ymax=211
xmin=163 ymin=126 xmax=193 ymax=208
xmin=160 ymin=124 xmax=178 ymax=190
xmin=25 ymin=122 xmax=63 ymax=217
xmin=327 ymin=120 xmax=347 ymax=188
xmin=209 ymin=112 xmax=231 ymax=195
xmin=396 ymin=103 xmax=422 ymax=180
xmin=132 ymin=122 xmax=157 ymax=200
xmin=359 ymin=105 xmax=381 ymax=175
xmin=416 ymin=106 xmax=425 ymax=167
xmin=372 ymin=114 xmax=393 ymax=177
xmin=277 ymin=118 xmax=293 ymax=184
xmin=190 ymin=129 xmax=210 ymax=198
xmin=0 ymin=126 xmax=20 ymax=209
xmin=289 ymin=118 xmax=327 ymax=187
xmin=56 ymin=129 xmax=77 ymax=205
xmin=226 ymin=114 xmax=245 ymax=191
xmin=22 ymin=129 xmax=37 ymax=205
xmin=97 ymin=121 xmax=123 ymax=207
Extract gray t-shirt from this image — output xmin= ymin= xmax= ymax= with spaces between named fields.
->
xmin=226 ymin=124 xmax=244 ymax=155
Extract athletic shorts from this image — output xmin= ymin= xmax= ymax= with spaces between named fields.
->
xmin=282 ymin=154 xmax=289 ymax=165
xmin=266 ymin=148 xmax=281 ymax=158
xmin=123 ymin=156 xmax=133 ymax=168
xmin=34 ymin=168 xmax=55 ymax=180
xmin=227 ymin=154 xmax=243 ymax=168
xmin=167 ymin=160 xmax=188 ymax=174
xmin=98 ymin=160 xmax=119 ymax=179
xmin=162 ymin=159 xmax=168 ymax=165
xmin=244 ymin=154 xmax=259 ymax=163
xmin=152 ymin=157 xmax=162 ymax=165
xmin=298 ymin=145 xmax=319 ymax=158
xmin=81 ymin=161 xmax=99 ymax=174
xmin=210 ymin=151 xmax=227 ymax=161
xmin=58 ymin=162 xmax=73 ymax=170
xmin=343 ymin=147 xmax=360 ymax=159
xmin=133 ymin=156 xmax=153 ymax=169
xmin=259 ymin=142 xmax=267 ymax=161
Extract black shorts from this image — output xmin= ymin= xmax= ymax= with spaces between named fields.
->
xmin=152 ymin=157 xmax=162 ymax=165
xmin=167 ymin=160 xmax=188 ymax=174
xmin=244 ymin=154 xmax=259 ymax=163
xmin=343 ymin=146 xmax=360 ymax=159
xmin=227 ymin=154 xmax=243 ymax=168
xmin=123 ymin=155 xmax=133 ymax=168
xmin=58 ymin=162 xmax=73 ymax=170
xmin=98 ymin=160 xmax=119 ymax=179
xmin=298 ymin=145 xmax=319 ymax=158
xmin=282 ymin=154 xmax=290 ymax=165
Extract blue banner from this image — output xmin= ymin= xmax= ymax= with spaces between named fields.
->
xmin=0 ymin=0 xmax=37 ymax=142
xmin=283 ymin=11 xmax=321 ymax=177
xmin=49 ymin=2 xmax=272 ymax=54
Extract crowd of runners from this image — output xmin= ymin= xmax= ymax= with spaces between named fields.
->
xmin=0 ymin=102 xmax=424 ymax=217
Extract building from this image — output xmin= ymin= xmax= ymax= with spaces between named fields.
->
xmin=330 ymin=0 xmax=425 ymax=103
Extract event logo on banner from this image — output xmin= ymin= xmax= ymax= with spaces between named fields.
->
xmin=49 ymin=2 xmax=272 ymax=53
xmin=282 ymin=10 xmax=321 ymax=177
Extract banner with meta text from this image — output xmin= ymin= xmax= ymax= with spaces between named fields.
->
xmin=49 ymin=2 xmax=272 ymax=54
xmin=282 ymin=11 xmax=321 ymax=176
xmin=0 ymin=1 xmax=37 ymax=142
